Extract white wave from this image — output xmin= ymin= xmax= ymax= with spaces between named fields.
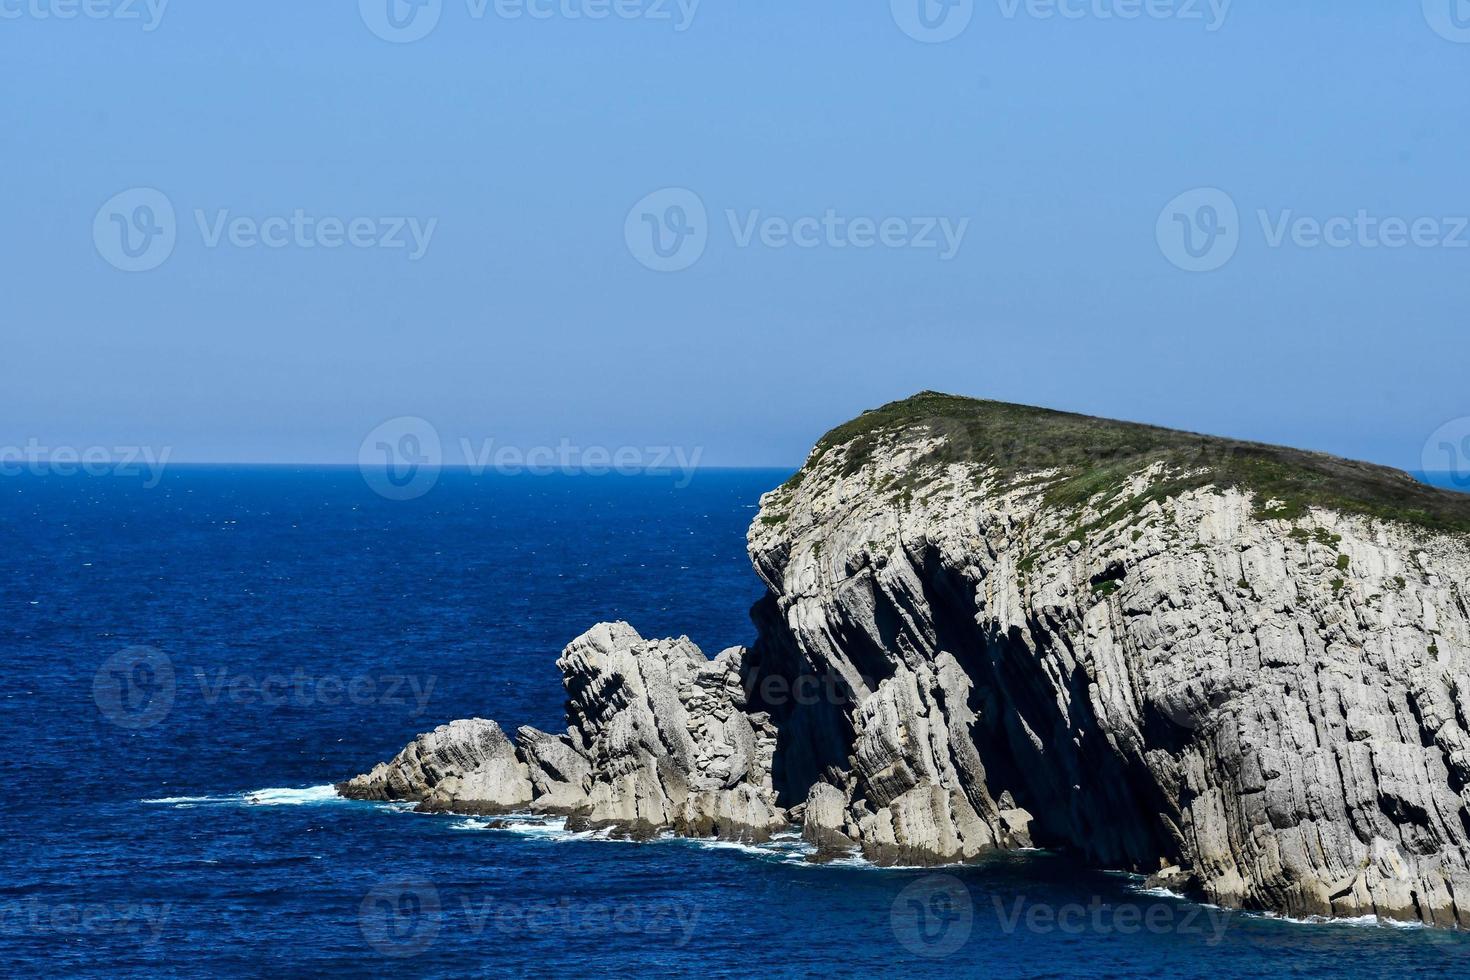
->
xmin=1378 ymin=917 xmax=1431 ymax=930
xmin=811 ymin=855 xmax=872 ymax=869
xmin=382 ymin=801 xmax=419 ymax=813
xmin=1123 ymin=882 xmax=1424 ymax=925
xmin=449 ymin=818 xmax=491 ymax=831
xmin=1115 ymin=876 xmax=1436 ymax=927
xmin=244 ymin=785 xmax=341 ymax=806
xmin=1250 ymin=910 xmax=1429 ymax=930
xmin=678 ymin=832 xmax=835 ymax=868
xmin=500 ymin=816 xmax=569 ymax=836
xmin=456 ymin=817 xmax=819 ymax=858
xmin=447 ymin=814 xmax=606 ymax=842
xmin=679 ymin=832 xmax=1016 ymax=871
xmin=503 ymin=819 xmax=604 ymax=841
xmin=685 ymin=838 xmax=777 ymax=857
xmin=143 ymin=785 xmax=341 ymax=808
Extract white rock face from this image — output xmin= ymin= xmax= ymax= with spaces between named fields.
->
xmin=335 ymin=718 xmax=533 ymax=813
xmin=745 ymin=432 xmax=1470 ymax=925
xmin=339 ymin=623 xmax=786 ymax=842
xmin=554 ymin=621 xmax=784 ymax=839
xmin=515 ymin=726 xmax=592 ymax=813
xmin=800 ymin=782 xmax=856 ymax=854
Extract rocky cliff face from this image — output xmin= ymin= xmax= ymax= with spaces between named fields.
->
xmin=340 ymin=392 xmax=1470 ymax=927
xmin=744 ymin=394 xmax=1470 ymax=926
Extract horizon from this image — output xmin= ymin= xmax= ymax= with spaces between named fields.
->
xmin=2 ymin=389 xmax=1467 ymax=481
xmin=2 ymin=393 xmax=1469 ymax=478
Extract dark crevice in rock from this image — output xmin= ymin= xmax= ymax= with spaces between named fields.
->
xmin=1090 ymin=561 xmax=1128 ymax=590
xmin=744 ymin=595 xmax=855 ymax=809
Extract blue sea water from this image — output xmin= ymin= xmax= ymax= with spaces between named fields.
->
xmin=1421 ymin=470 xmax=1470 ymax=494
xmin=4 ymin=467 xmax=1468 ymax=977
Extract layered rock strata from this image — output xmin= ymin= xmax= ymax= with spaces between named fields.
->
xmin=741 ymin=399 xmax=1470 ymax=926
xmin=341 ymin=393 xmax=1470 ymax=926
xmin=338 ymin=622 xmax=785 ymax=842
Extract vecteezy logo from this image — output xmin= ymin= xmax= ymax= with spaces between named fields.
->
xmin=1424 ymin=0 xmax=1470 ymax=42
xmin=93 ymin=188 xmax=177 ymax=273
xmin=358 ymin=880 xmax=441 ymax=957
xmin=891 ymin=0 xmax=974 ymax=43
xmin=1423 ymin=417 xmax=1470 ymax=490
xmin=890 ymin=874 xmax=973 ymax=958
xmin=360 ymin=0 xmax=442 ymax=43
xmin=624 ymin=188 xmax=708 ymax=272
xmin=1156 ymin=188 xmax=1240 ymax=273
xmin=93 ymin=646 xmax=176 ymax=730
xmin=359 ymin=417 xmax=443 ymax=500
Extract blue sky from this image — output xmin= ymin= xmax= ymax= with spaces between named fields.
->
xmin=4 ymin=2 xmax=1468 ymax=470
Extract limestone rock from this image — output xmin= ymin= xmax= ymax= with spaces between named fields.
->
xmin=335 ymin=718 xmax=533 ymax=814
xmin=516 ymin=726 xmax=591 ymax=814
xmin=801 ymin=782 xmax=857 ymax=856
xmin=556 ymin=623 xmax=785 ymax=841
xmin=743 ymin=394 xmax=1470 ymax=925
xmin=340 ymin=624 xmax=786 ymax=842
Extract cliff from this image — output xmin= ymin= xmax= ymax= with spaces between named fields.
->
xmin=339 ymin=392 xmax=1470 ymax=926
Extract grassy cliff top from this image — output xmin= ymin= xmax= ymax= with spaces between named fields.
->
xmin=795 ymin=391 xmax=1470 ymax=536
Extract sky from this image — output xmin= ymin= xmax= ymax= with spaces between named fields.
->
xmin=3 ymin=1 xmax=1468 ymax=472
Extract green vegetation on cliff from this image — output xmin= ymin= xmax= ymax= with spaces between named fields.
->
xmin=793 ymin=391 xmax=1470 ymax=536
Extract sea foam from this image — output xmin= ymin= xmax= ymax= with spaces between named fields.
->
xmin=143 ymin=785 xmax=342 ymax=808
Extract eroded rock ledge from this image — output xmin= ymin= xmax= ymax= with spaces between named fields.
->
xmin=341 ymin=392 xmax=1470 ymax=927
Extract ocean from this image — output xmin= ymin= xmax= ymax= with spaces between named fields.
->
xmin=4 ymin=467 xmax=1467 ymax=976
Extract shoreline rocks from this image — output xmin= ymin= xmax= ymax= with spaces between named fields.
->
xmin=336 ymin=718 xmax=532 ymax=814
xmin=338 ymin=623 xmax=787 ymax=843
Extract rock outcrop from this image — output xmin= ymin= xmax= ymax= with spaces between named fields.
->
xmin=336 ymin=718 xmax=534 ymax=813
xmin=341 ymin=391 xmax=1470 ymax=926
xmin=338 ymin=622 xmax=786 ymax=842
